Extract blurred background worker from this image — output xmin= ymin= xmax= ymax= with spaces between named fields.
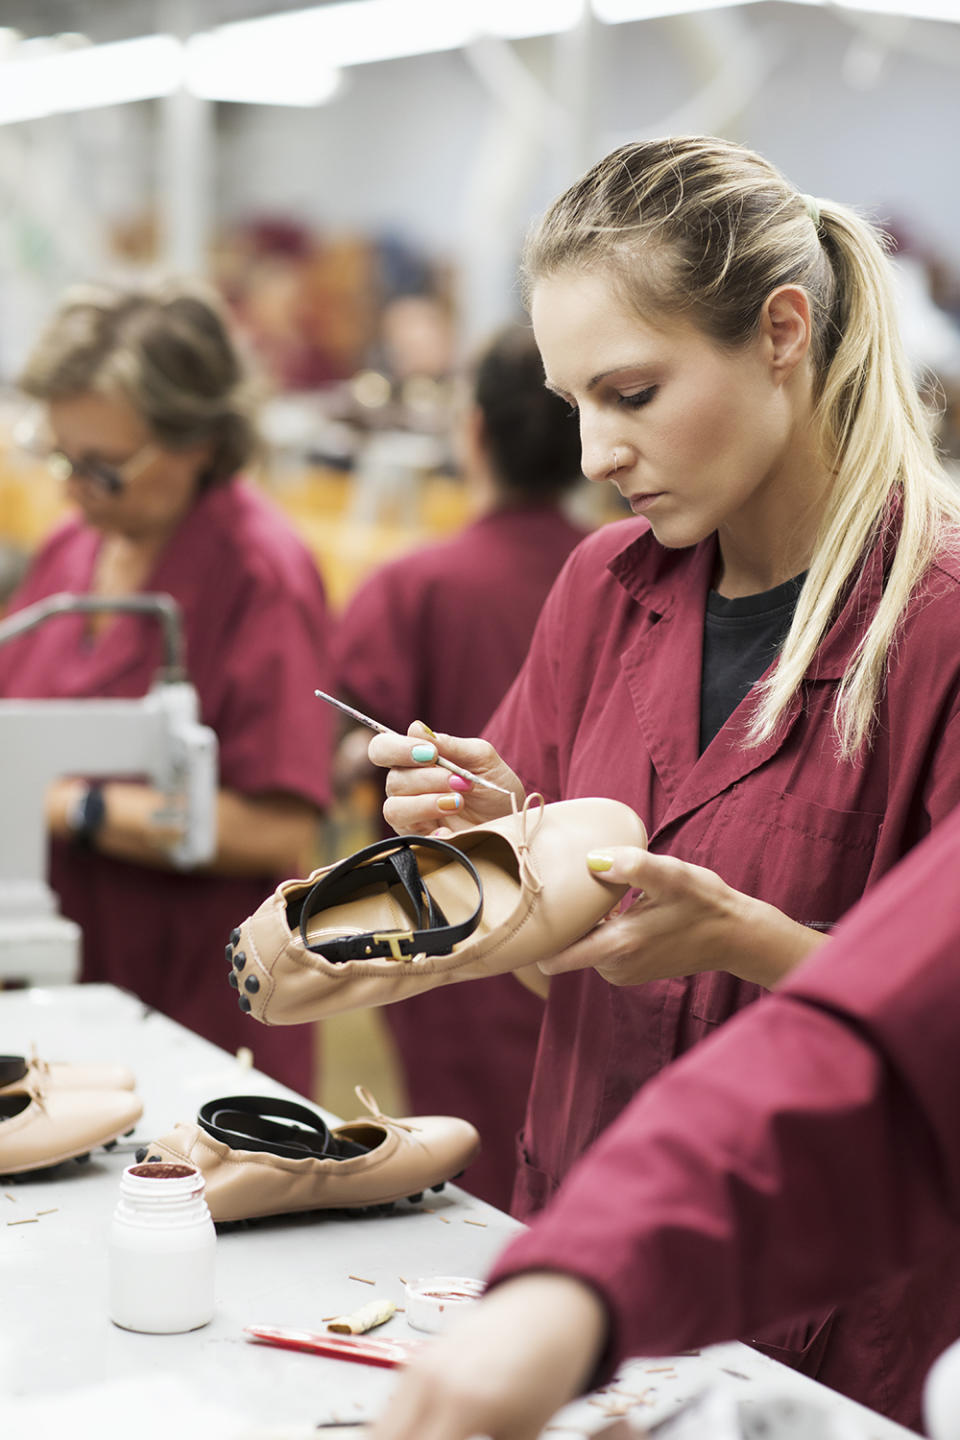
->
xmin=0 ymin=282 xmax=334 ymax=1093
xmin=332 ymin=324 xmax=585 ymax=1210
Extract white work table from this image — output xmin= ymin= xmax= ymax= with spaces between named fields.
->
xmin=0 ymin=984 xmax=919 ymax=1440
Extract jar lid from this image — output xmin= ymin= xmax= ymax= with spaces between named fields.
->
xmin=404 ymin=1275 xmax=486 ymax=1334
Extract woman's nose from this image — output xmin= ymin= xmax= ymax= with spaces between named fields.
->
xmin=580 ymin=427 xmax=628 ymax=486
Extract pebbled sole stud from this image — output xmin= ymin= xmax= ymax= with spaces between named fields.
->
xmin=244 ymin=975 xmax=259 ymax=993
xmin=238 ymin=996 xmax=252 ymax=1012
xmin=135 ymin=1146 xmax=147 ymax=1162
xmin=233 ymin=951 xmax=246 ymax=972
xmin=229 ymin=972 xmax=239 ymax=989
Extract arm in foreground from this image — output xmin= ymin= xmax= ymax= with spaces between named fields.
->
xmin=496 ymin=804 xmax=960 ymax=1365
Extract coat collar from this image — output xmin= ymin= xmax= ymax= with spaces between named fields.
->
xmin=57 ymin=482 xmax=235 ymax=694
xmin=608 ymin=501 xmax=900 ymax=681
xmin=605 ymin=507 xmax=898 ymax=832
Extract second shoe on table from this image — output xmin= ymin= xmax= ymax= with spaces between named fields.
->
xmin=136 ymin=1086 xmax=480 ymax=1223
xmin=0 ymin=1083 xmax=143 ymax=1176
xmin=0 ymin=1048 xmax=136 ymax=1095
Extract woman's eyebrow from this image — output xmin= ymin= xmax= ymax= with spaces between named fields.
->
xmin=545 ymin=362 xmax=655 ymax=397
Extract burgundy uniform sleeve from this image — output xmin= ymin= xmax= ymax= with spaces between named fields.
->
xmin=213 ymin=568 xmax=334 ymax=810
xmin=489 ymin=803 xmax=960 ymax=1373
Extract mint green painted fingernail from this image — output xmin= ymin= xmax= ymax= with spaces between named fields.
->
xmin=587 ymin=851 xmax=615 ymax=872
xmin=411 ymin=743 xmax=437 ymax=764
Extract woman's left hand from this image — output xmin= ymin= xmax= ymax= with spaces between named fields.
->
xmin=539 ymin=847 xmax=829 ymax=989
xmin=366 ymin=1273 xmax=608 ymax=1440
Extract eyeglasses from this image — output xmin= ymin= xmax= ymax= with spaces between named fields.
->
xmin=47 ymin=442 xmax=159 ymax=495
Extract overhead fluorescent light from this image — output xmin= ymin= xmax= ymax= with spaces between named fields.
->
xmin=185 ymin=31 xmax=342 ymax=105
xmin=199 ymin=0 xmax=583 ymax=71
xmin=0 ymin=34 xmax=182 ymax=125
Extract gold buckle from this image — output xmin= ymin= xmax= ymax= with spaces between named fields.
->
xmin=372 ymin=930 xmax=415 ymax=960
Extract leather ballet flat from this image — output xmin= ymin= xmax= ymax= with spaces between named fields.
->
xmin=226 ymin=794 xmax=647 ymax=1026
xmin=0 ymin=1048 xmax=136 ymax=1095
xmin=0 ymin=1084 xmax=144 ymax=1176
xmin=136 ymin=1086 xmax=480 ymax=1223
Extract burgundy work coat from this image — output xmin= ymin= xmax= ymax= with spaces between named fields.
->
xmin=335 ymin=503 xmax=586 ymax=1210
xmin=484 ymin=513 xmax=960 ymax=1425
xmin=490 ymin=797 xmax=960 ymax=1433
xmin=0 ymin=480 xmax=334 ymax=1095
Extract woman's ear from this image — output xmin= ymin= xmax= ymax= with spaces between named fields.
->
xmin=761 ymin=285 xmax=812 ymax=381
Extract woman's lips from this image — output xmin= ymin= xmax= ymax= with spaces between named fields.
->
xmin=628 ymin=492 xmax=664 ymax=514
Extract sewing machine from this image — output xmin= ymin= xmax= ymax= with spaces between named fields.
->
xmin=0 ymin=592 xmax=218 ymax=985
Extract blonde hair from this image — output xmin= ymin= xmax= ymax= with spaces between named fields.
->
xmin=20 ymin=279 xmax=261 ymax=488
xmin=522 ymin=135 xmax=960 ymax=757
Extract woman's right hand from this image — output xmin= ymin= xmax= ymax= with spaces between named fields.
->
xmin=368 ymin=722 xmax=523 ymax=835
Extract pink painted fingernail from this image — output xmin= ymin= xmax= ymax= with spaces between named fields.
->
xmin=449 ymin=775 xmax=472 ymax=792
xmin=437 ymin=794 xmax=462 ymax=813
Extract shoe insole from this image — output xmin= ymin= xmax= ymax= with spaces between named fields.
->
xmin=0 ymin=1094 xmax=31 ymax=1120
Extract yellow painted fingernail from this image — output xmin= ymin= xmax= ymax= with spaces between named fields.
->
xmin=437 ymin=794 xmax=462 ymax=813
xmin=587 ymin=851 xmax=614 ymax=872
xmin=415 ymin=721 xmax=438 ymax=740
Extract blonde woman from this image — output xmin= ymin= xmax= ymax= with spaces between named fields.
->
xmin=371 ymin=136 xmax=960 ymax=1427
xmin=0 ymin=281 xmax=334 ymax=1092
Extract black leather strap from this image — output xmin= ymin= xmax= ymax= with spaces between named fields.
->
xmin=297 ymin=834 xmax=483 ymax=965
xmin=0 ymin=1056 xmax=28 ymax=1089
xmin=197 ymin=1095 xmax=367 ymax=1160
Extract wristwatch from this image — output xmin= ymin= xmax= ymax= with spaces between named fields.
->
xmin=66 ymin=782 xmax=107 ymax=848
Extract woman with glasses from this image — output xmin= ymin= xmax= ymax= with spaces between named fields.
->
xmin=0 ymin=280 xmax=334 ymax=1093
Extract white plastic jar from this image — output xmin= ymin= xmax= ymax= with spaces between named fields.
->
xmin=109 ymin=1161 xmax=216 ymax=1334
xmin=404 ymin=1276 xmax=486 ymax=1334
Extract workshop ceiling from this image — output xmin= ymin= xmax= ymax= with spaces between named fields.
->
xmin=1 ymin=1 xmax=334 ymax=45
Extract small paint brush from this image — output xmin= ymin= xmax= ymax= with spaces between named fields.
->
xmin=314 ymin=689 xmax=514 ymax=797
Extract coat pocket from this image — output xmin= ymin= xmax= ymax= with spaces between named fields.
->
xmin=745 ymin=1306 xmax=837 ymax=1380
xmin=706 ymin=785 xmax=883 ymax=923
xmin=687 ymin=788 xmax=883 ymax=1027
xmin=511 ymin=1137 xmax=560 ymax=1222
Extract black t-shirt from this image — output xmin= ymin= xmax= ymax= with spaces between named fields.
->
xmin=699 ymin=573 xmax=805 ymax=753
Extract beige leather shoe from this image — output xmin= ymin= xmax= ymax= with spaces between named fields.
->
xmin=0 ymin=1085 xmax=144 ymax=1175
xmin=227 ymin=794 xmax=647 ymax=1026
xmin=137 ymin=1086 xmax=480 ymax=1223
xmin=0 ymin=1049 xmax=136 ymax=1095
